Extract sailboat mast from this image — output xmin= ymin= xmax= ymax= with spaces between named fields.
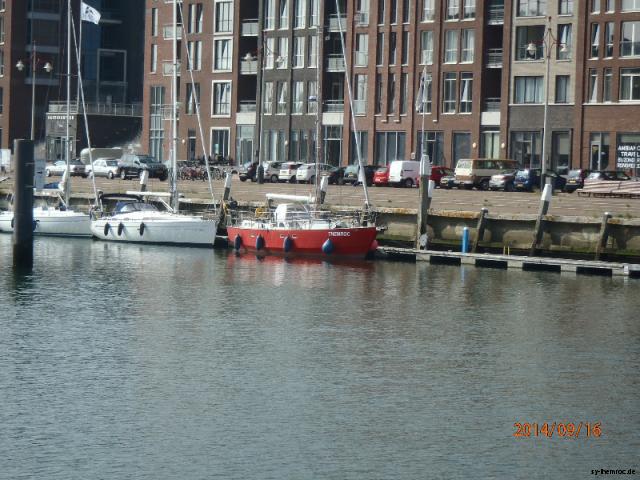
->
xmin=64 ymin=0 xmax=72 ymax=205
xmin=170 ymin=0 xmax=179 ymax=210
xmin=314 ymin=22 xmax=321 ymax=205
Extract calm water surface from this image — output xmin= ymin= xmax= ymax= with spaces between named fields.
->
xmin=0 ymin=235 xmax=638 ymax=479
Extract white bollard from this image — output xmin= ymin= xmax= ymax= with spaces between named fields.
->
xmin=139 ymin=169 xmax=149 ymax=192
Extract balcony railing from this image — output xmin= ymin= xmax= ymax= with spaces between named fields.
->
xmin=487 ymin=4 xmax=504 ymax=24
xmin=238 ymin=101 xmax=257 ymax=112
xmin=326 ymin=54 xmax=345 ymax=72
xmin=352 ymin=99 xmax=366 ymax=115
xmin=483 ymin=98 xmax=501 ymax=112
xmin=241 ymin=19 xmax=258 ymax=36
xmin=354 ymin=11 xmax=369 ymax=26
xmin=328 ymin=14 xmax=346 ymax=32
xmin=163 ymin=24 xmax=183 ymax=40
xmin=240 ymin=58 xmax=258 ymax=74
xmin=48 ymin=101 xmax=143 ymax=117
xmin=163 ymin=61 xmax=181 ymax=76
xmin=323 ymin=100 xmax=344 ymax=112
xmin=485 ymin=48 xmax=503 ymax=68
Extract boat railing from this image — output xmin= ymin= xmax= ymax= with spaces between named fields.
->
xmin=228 ymin=207 xmax=376 ymax=228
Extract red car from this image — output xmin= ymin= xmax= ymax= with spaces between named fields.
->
xmin=373 ymin=166 xmax=390 ymax=186
xmin=416 ymin=166 xmax=454 ymax=187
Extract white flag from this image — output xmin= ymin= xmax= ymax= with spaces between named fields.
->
xmin=81 ymin=2 xmax=101 ymax=25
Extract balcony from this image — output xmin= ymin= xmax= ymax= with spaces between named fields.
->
xmin=328 ymin=14 xmax=346 ymax=32
xmin=48 ymin=101 xmax=143 ymax=117
xmin=485 ymin=48 xmax=503 ymax=68
xmin=481 ymin=97 xmax=501 ymax=126
xmin=354 ymin=11 xmax=369 ymax=26
xmin=354 ymin=51 xmax=368 ymax=67
xmin=163 ymin=24 xmax=183 ymax=40
xmin=323 ymin=100 xmax=344 ymax=112
xmin=483 ymin=98 xmax=501 ymax=112
xmin=238 ymin=101 xmax=257 ymax=112
xmin=241 ymin=19 xmax=258 ymax=36
xmin=326 ymin=54 xmax=345 ymax=72
xmin=487 ymin=4 xmax=504 ymax=25
xmin=240 ymin=58 xmax=258 ymax=74
xmin=352 ymin=99 xmax=366 ymax=115
xmin=163 ymin=61 xmax=181 ymax=76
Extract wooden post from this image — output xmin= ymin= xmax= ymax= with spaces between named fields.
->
xmin=222 ymin=172 xmax=232 ymax=201
xmin=530 ymin=184 xmax=552 ymax=256
xmin=595 ymin=212 xmax=612 ymax=261
xmin=416 ymin=158 xmax=434 ymax=250
xmin=12 ymin=139 xmax=35 ymax=270
xmin=472 ymin=207 xmax=488 ymax=253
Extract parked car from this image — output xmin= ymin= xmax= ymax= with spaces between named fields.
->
xmin=439 ymin=174 xmax=458 ymax=189
xmin=119 ymin=154 xmax=168 ymax=180
xmin=45 ymin=159 xmax=87 ymax=178
xmin=586 ymin=171 xmax=631 ymax=181
xmin=563 ymin=169 xmax=592 ymax=192
xmin=295 ymin=163 xmax=334 ymax=184
xmin=239 ymin=161 xmax=258 ymax=182
xmin=87 ymin=158 xmax=120 ymax=179
xmin=389 ymin=160 xmax=420 ymax=187
xmin=343 ymin=164 xmax=378 ymax=186
xmin=455 ymin=158 xmax=518 ymax=190
xmin=262 ymin=161 xmax=282 ymax=182
xmin=328 ymin=166 xmax=346 ymax=185
xmin=430 ymin=166 xmax=454 ymax=185
xmin=513 ymin=169 xmax=567 ymax=192
xmin=373 ymin=166 xmax=390 ymax=186
xmin=278 ymin=162 xmax=303 ymax=183
xmin=489 ymin=170 xmax=518 ymax=191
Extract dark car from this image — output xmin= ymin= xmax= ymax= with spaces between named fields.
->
xmin=343 ymin=164 xmax=379 ymax=186
xmin=514 ymin=169 xmax=567 ymax=192
xmin=439 ymin=174 xmax=458 ymax=189
xmin=239 ymin=161 xmax=259 ymax=182
xmin=120 ymin=154 xmax=168 ymax=181
xmin=564 ymin=169 xmax=592 ymax=193
xmin=328 ymin=166 xmax=346 ymax=185
xmin=586 ymin=171 xmax=631 ymax=181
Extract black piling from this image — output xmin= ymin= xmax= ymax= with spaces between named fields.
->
xmin=12 ymin=139 xmax=35 ymax=270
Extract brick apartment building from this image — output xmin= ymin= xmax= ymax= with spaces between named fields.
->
xmin=142 ymin=0 xmax=640 ymax=174
xmin=0 ymin=0 xmax=144 ymax=160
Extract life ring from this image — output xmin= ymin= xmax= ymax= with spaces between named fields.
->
xmin=139 ymin=222 xmax=145 ymax=236
xmin=255 ymin=234 xmax=265 ymax=251
xmin=233 ymin=234 xmax=242 ymax=250
xmin=117 ymin=223 xmax=125 ymax=236
xmin=322 ymin=238 xmax=334 ymax=254
xmin=104 ymin=223 xmax=110 ymax=236
xmin=283 ymin=235 xmax=293 ymax=253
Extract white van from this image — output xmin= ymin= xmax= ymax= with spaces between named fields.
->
xmin=388 ymin=160 xmax=420 ymax=187
xmin=80 ymin=147 xmax=123 ymax=165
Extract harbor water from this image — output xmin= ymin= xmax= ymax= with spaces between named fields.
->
xmin=0 ymin=235 xmax=638 ymax=479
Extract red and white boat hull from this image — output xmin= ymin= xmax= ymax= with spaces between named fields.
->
xmin=227 ymin=226 xmax=378 ymax=257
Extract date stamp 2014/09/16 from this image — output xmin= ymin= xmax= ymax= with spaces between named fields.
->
xmin=513 ymin=421 xmax=601 ymax=439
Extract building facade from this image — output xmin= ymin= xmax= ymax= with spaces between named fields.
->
xmin=141 ymin=0 xmax=640 ymax=174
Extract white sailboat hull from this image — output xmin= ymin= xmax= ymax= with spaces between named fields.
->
xmin=91 ymin=211 xmax=218 ymax=246
xmin=0 ymin=208 xmax=91 ymax=237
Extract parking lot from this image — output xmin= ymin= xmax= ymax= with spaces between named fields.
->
xmin=6 ymin=174 xmax=638 ymax=219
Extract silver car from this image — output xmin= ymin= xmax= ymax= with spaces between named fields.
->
xmin=45 ymin=159 xmax=87 ymax=178
xmin=87 ymin=158 xmax=121 ymax=179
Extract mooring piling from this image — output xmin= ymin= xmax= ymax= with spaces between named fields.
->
xmin=530 ymin=183 xmax=553 ymax=256
xmin=416 ymin=158 xmax=434 ymax=250
xmin=12 ymin=139 xmax=35 ymax=270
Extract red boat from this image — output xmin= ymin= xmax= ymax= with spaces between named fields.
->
xmin=227 ymin=196 xmax=378 ymax=258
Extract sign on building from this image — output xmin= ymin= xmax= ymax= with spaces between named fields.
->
xmin=616 ymin=134 xmax=640 ymax=174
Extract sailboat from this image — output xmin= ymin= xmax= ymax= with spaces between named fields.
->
xmin=226 ymin=0 xmax=378 ymax=258
xmin=0 ymin=0 xmax=92 ymax=237
xmin=89 ymin=0 xmax=218 ymax=246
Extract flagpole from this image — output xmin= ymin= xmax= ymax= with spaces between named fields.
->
xmin=420 ymin=65 xmax=427 ymax=166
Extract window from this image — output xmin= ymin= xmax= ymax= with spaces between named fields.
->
xmin=401 ymin=31 xmax=409 ymax=65
xmin=387 ymin=73 xmax=396 ymax=113
xmin=422 ymin=0 xmax=435 ymax=21
xmin=236 ymin=126 xmax=255 ymax=165
xmin=355 ymin=34 xmax=369 ymax=66
xmin=605 ymin=22 xmax=614 ymax=57
xmin=389 ymin=32 xmax=397 ymax=64
xmin=211 ymin=129 xmax=230 ymax=158
xmin=265 ymin=0 xmax=276 ymax=29
xmin=186 ymin=83 xmax=200 ymax=115
xmin=263 ymin=82 xmax=274 ymax=114
xmin=416 ymin=72 xmax=432 ymax=113
xmin=307 ymin=81 xmax=318 ymax=113
xmin=214 ymin=39 xmax=231 ymax=70
xmin=421 ymin=31 xmax=433 ymax=64
xmin=403 ymin=0 xmax=410 ymax=23
xmin=620 ymin=68 xmax=640 ymax=100
xmin=461 ymin=29 xmax=474 ymax=63
xmin=551 ymin=132 xmax=570 ymax=174
xmin=350 ymin=131 xmax=368 ymax=165
xmin=323 ymin=126 xmax=343 ymax=166
xmin=212 ymin=82 xmax=231 ymax=115
xmin=443 ymin=72 xmax=457 ymax=112
xmin=266 ymin=37 xmax=275 ymax=69
xmin=555 ymin=75 xmax=569 ymax=103
xmin=621 ymin=22 xmax=640 ymax=57
xmin=277 ymin=81 xmax=288 ymax=114
xmin=293 ymin=36 xmax=305 ymax=67
xmin=518 ymin=0 xmax=546 ymax=16
xmin=444 ymin=30 xmax=458 ymax=63
xmin=375 ymin=73 xmax=383 ymax=113
xmin=459 ymin=72 xmax=472 ymax=112
xmin=378 ymin=0 xmax=386 ymax=24
xmin=357 ymin=0 xmax=370 ymax=24
xmin=589 ymin=132 xmax=610 ymax=171
xmin=463 ymin=0 xmax=475 ymax=19
xmin=150 ymin=44 xmax=157 ymax=73
xmin=390 ymin=0 xmax=398 ymax=23
xmin=294 ymin=0 xmax=306 ymax=28
xmin=622 ymin=0 xmax=640 ymax=10
xmin=557 ymin=24 xmax=572 ymax=59
xmin=587 ymin=69 xmax=598 ymax=103
xmin=308 ymin=35 xmax=317 ymax=67
xmin=447 ymin=0 xmax=460 ymax=20
xmin=558 ymin=0 xmax=573 ymax=15
xmin=511 ymin=131 xmax=542 ymax=169
xmin=416 ymin=131 xmax=443 ymax=165
xmin=354 ymin=74 xmax=368 ymax=115
xmin=292 ymin=81 xmax=304 ymax=113
xmin=279 ymin=0 xmax=289 ymax=29
xmin=592 ymin=0 xmax=600 ymax=12
xmin=309 ymin=0 xmax=318 ymax=25
xmin=151 ymin=8 xmax=158 ymax=36
xmin=188 ymin=3 xmax=203 ymax=34
xmin=278 ymin=37 xmax=288 ymax=68
xmin=187 ymin=41 xmax=202 ymax=71
xmin=377 ymin=33 xmax=385 ymax=65
xmin=591 ymin=23 xmax=600 ymax=58
xmin=516 ymin=25 xmax=545 ymax=60
xmin=514 ymin=76 xmax=543 ymax=104
xmin=263 ymin=130 xmax=284 ymax=162
xmin=149 ymin=86 xmax=165 ymax=162
xmin=215 ymin=1 xmax=233 ymax=33
xmin=481 ymin=131 xmax=500 ymax=159
xmin=453 ymin=133 xmax=471 ymax=163
xmin=607 ymin=0 xmax=615 ymax=11
xmin=375 ymin=132 xmax=406 ymax=165
xmin=603 ymin=68 xmax=612 ymax=102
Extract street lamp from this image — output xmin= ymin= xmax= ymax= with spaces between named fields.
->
xmin=16 ymin=42 xmax=53 ymax=141
xmin=527 ymin=18 xmax=568 ymax=189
